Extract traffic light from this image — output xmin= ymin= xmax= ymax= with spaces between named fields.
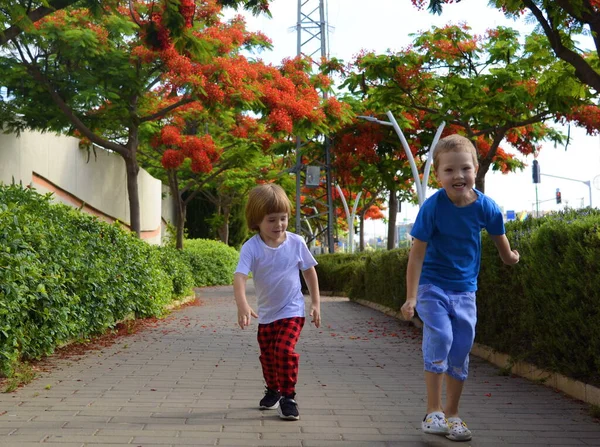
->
xmin=556 ymin=189 xmax=562 ymax=204
xmin=532 ymin=159 xmax=541 ymax=183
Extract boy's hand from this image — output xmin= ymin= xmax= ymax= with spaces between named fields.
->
xmin=237 ymin=305 xmax=258 ymax=329
xmin=504 ymin=249 xmax=520 ymax=265
xmin=401 ymin=299 xmax=417 ymax=321
xmin=309 ymin=305 xmax=321 ymax=328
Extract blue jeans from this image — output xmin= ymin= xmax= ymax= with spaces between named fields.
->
xmin=416 ymin=284 xmax=477 ymax=381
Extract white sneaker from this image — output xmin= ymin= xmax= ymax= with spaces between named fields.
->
xmin=421 ymin=411 xmax=450 ymax=435
xmin=446 ymin=417 xmax=472 ymax=441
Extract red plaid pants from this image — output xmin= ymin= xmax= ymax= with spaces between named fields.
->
xmin=257 ymin=317 xmax=305 ymax=397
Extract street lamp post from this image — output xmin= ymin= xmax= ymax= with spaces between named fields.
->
xmin=357 ymin=110 xmax=445 ymax=206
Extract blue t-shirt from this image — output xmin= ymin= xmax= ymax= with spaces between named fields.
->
xmin=410 ymin=189 xmax=505 ymax=292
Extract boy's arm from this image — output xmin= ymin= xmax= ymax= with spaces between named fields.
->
xmin=401 ymin=239 xmax=427 ymax=321
xmin=234 ymin=272 xmax=258 ymax=329
xmin=489 ymin=234 xmax=520 ymax=265
xmin=301 ymin=266 xmax=321 ymax=328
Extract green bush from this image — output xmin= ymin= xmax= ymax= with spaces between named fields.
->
xmin=183 ymin=238 xmax=239 ymax=286
xmin=314 ymin=253 xmax=368 ymax=295
xmin=315 ymin=208 xmax=600 ymax=386
xmin=156 ymin=246 xmax=195 ymax=298
xmin=0 ymin=184 xmax=186 ymax=376
xmin=361 ymin=249 xmax=409 ymax=309
xmin=315 ymin=249 xmax=408 ymax=308
xmin=478 ymin=208 xmax=600 ymax=386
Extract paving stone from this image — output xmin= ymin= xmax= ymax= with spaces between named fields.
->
xmin=0 ymin=284 xmax=598 ymax=446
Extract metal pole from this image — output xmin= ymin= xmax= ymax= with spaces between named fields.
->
xmin=385 ymin=111 xmax=423 ymax=203
xmin=535 ymin=184 xmax=539 ymax=217
xmin=294 ymin=0 xmax=302 ymax=235
xmin=541 ymin=173 xmax=592 ymax=208
xmin=295 ymin=137 xmax=302 ymax=234
xmin=325 ymin=136 xmax=335 ymax=252
xmin=585 ymin=180 xmax=592 ymax=208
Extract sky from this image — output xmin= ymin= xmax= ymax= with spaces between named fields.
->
xmin=228 ymin=0 xmax=600 ymax=239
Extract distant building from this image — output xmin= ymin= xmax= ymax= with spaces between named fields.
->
xmin=396 ymin=223 xmax=413 ymax=248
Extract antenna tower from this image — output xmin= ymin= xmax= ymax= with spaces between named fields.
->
xmin=294 ymin=0 xmax=335 ymax=253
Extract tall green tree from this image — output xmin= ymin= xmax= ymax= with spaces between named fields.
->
xmin=0 ymin=1 xmax=274 ymax=236
xmin=0 ymin=0 xmax=272 ymax=46
xmin=342 ymin=24 xmax=599 ymax=192
xmin=414 ymin=0 xmax=600 ymax=95
xmin=140 ymin=56 xmax=349 ymax=248
xmin=331 ymin=101 xmax=447 ymax=249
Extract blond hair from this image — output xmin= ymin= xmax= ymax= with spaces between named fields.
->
xmin=245 ymin=183 xmax=292 ymax=231
xmin=433 ymin=134 xmax=479 ymax=169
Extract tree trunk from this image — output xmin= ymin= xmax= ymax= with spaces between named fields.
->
xmin=387 ymin=187 xmax=398 ymax=250
xmin=124 ymin=154 xmax=141 ymax=237
xmin=359 ymin=213 xmax=365 ymax=251
xmin=167 ymin=170 xmax=187 ymax=250
xmin=474 ymin=131 xmax=505 ymax=194
xmin=218 ymin=205 xmax=230 ymax=245
xmin=475 ymin=158 xmax=492 ymax=193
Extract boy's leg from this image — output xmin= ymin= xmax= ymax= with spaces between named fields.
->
xmin=444 ymin=375 xmax=465 ymax=417
xmin=257 ymin=323 xmax=279 ymax=391
xmin=443 ymin=291 xmax=476 ymax=441
xmin=425 ymin=371 xmax=444 ymax=413
xmin=445 ymin=290 xmax=477 ymax=417
xmin=273 ymin=317 xmax=305 ymax=397
xmin=415 ymin=285 xmax=453 ymax=414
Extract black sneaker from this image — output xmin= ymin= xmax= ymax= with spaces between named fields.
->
xmin=277 ymin=395 xmax=299 ymax=420
xmin=259 ymin=387 xmax=281 ymax=410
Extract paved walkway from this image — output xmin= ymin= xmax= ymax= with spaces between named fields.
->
xmin=0 ymin=284 xmax=599 ymax=446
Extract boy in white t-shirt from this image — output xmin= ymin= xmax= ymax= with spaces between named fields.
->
xmin=234 ymin=183 xmax=321 ymax=421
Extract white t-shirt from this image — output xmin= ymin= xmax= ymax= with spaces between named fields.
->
xmin=235 ymin=232 xmax=318 ymax=324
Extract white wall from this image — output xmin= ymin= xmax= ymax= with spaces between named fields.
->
xmin=0 ymin=130 xmax=173 ymax=245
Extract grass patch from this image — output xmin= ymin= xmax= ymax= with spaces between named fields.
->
xmin=589 ymin=404 xmax=600 ymax=420
xmin=2 ymin=362 xmax=36 ymax=393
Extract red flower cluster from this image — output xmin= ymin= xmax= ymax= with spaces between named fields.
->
xmin=562 ymin=105 xmax=600 ymax=135
xmin=161 ymin=149 xmax=185 ymax=169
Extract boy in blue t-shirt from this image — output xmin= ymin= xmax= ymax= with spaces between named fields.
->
xmin=401 ymin=134 xmax=519 ymax=441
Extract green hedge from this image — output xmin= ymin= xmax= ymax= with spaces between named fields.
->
xmin=0 ymin=184 xmax=235 ymax=377
xmin=315 ymin=208 xmax=600 ymax=386
xmin=478 ymin=208 xmax=600 ymax=386
xmin=314 ymin=253 xmax=369 ymax=296
xmin=183 ymin=238 xmax=239 ymax=286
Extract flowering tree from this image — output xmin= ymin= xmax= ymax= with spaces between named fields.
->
xmin=140 ymin=54 xmax=349 ymax=248
xmin=0 ymin=1 xmax=280 ymax=236
xmin=0 ymin=0 xmax=271 ymax=46
xmin=412 ymin=0 xmax=600 ymax=94
xmin=342 ymin=24 xmax=600 ymax=192
xmin=331 ymin=107 xmax=440 ymax=249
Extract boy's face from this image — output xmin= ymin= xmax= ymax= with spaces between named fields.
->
xmin=258 ymin=212 xmax=288 ymax=246
xmin=435 ymin=151 xmax=478 ymax=205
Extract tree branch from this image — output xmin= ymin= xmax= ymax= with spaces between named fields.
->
xmin=24 ymin=60 xmax=128 ymax=156
xmin=522 ymin=0 xmax=600 ymax=92
xmin=0 ymin=0 xmax=80 ymax=46
xmin=139 ymin=97 xmax=197 ymax=123
xmin=183 ymin=165 xmax=229 ymax=204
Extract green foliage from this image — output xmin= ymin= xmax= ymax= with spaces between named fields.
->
xmin=0 ymin=184 xmax=200 ymax=377
xmin=2 ymin=361 xmax=35 ymax=392
xmin=339 ymin=22 xmax=598 ymax=195
xmin=361 ymin=249 xmax=409 ymax=308
xmin=156 ymin=246 xmax=195 ymax=299
xmin=316 ymin=209 xmax=600 ymax=386
xmin=478 ymin=207 xmax=600 ymax=386
xmin=183 ymin=238 xmax=239 ymax=286
xmin=314 ymin=253 xmax=369 ymax=296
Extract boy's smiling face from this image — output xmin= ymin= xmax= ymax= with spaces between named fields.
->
xmin=435 ymin=150 xmax=478 ymax=206
xmin=258 ymin=212 xmax=288 ymax=247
